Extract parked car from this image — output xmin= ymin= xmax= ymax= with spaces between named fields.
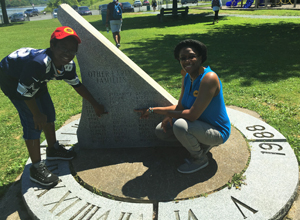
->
xmin=181 ymin=0 xmax=198 ymax=4
xmin=77 ymin=6 xmax=92 ymax=15
xmin=143 ymin=0 xmax=150 ymax=5
xmin=52 ymin=8 xmax=58 ymax=18
xmin=121 ymin=2 xmax=134 ymax=12
xmin=133 ymin=0 xmax=142 ymax=7
xmin=9 ymin=13 xmax=26 ymax=22
xmin=24 ymin=8 xmax=39 ymax=17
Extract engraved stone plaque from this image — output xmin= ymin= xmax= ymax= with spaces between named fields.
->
xmin=58 ymin=4 xmax=179 ymax=149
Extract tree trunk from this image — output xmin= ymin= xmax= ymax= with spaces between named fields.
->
xmin=0 ymin=0 xmax=9 ymax=24
xmin=172 ymin=0 xmax=178 ymax=18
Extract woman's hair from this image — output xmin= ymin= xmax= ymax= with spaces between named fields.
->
xmin=174 ymin=39 xmax=207 ymax=64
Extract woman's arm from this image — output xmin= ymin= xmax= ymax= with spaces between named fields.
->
xmin=167 ymin=72 xmax=220 ymax=121
xmin=135 ymin=76 xmax=185 ymax=118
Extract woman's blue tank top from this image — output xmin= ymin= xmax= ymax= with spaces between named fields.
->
xmin=181 ymin=66 xmax=231 ymax=143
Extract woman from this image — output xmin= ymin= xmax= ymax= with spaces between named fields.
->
xmin=212 ymin=0 xmax=222 ymax=24
xmin=135 ymin=39 xmax=230 ymax=174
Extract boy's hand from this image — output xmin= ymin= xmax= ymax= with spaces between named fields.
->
xmin=33 ymin=112 xmax=47 ymax=130
xmin=93 ymin=103 xmax=108 ymax=117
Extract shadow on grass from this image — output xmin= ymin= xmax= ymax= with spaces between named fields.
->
xmin=91 ymin=14 xmax=299 ymax=87
xmin=91 ymin=12 xmax=216 ymax=31
xmin=0 ymin=22 xmax=28 ymax=27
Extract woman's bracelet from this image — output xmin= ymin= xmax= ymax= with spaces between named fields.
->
xmin=148 ymin=107 xmax=154 ymax=114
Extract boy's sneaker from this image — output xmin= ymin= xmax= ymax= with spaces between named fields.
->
xmin=46 ymin=142 xmax=76 ymax=160
xmin=177 ymin=154 xmax=209 ymax=174
xmin=30 ymin=161 xmax=59 ymax=187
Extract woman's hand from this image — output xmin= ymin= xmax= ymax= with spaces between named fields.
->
xmin=134 ymin=108 xmax=150 ymax=119
xmin=161 ymin=116 xmax=173 ymax=133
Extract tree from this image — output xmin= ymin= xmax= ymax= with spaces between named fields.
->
xmin=0 ymin=0 xmax=9 ymax=24
xmin=46 ymin=0 xmax=79 ymax=10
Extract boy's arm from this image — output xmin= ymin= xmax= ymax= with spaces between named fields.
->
xmin=73 ymin=84 xmax=107 ymax=117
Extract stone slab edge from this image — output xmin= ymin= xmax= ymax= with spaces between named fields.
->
xmin=58 ymin=3 xmax=177 ymax=106
xmin=41 ymin=119 xmax=80 ymax=146
xmin=226 ymin=107 xmax=286 ymax=141
xmin=22 ymin=148 xmax=153 ymax=220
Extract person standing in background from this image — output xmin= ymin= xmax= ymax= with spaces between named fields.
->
xmin=212 ymin=0 xmax=222 ymax=24
xmin=152 ymin=0 xmax=157 ymax=12
xmin=106 ymin=0 xmax=123 ymax=48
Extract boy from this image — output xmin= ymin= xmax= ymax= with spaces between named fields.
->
xmin=0 ymin=26 xmax=106 ymax=187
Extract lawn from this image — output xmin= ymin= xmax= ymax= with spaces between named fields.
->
xmin=0 ymin=8 xmax=299 ymax=197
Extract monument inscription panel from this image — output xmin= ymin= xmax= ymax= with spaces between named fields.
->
xmin=58 ymin=4 xmax=180 ymax=149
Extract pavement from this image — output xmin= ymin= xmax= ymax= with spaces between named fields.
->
xmin=0 ymin=106 xmax=299 ymax=219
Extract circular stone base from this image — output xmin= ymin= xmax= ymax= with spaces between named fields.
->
xmin=72 ymin=126 xmax=249 ymax=202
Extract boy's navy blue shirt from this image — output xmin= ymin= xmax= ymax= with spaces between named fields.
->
xmin=0 ymin=47 xmax=81 ymax=100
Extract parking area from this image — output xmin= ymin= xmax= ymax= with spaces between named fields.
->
xmin=0 ymin=3 xmax=204 ymax=24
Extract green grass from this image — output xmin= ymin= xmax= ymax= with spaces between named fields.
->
xmin=0 ymin=9 xmax=300 ymax=197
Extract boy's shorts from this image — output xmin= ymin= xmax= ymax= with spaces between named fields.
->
xmin=110 ymin=19 xmax=122 ymax=33
xmin=10 ymin=92 xmax=56 ymax=140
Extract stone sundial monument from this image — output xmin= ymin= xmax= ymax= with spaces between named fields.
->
xmin=66 ymin=6 xmax=179 ymax=149
xmin=19 ymin=4 xmax=299 ymax=220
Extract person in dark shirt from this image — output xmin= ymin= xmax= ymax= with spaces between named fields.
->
xmin=106 ymin=0 xmax=123 ymax=48
xmin=0 ymin=26 xmax=107 ymax=187
xmin=152 ymin=0 xmax=157 ymax=12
